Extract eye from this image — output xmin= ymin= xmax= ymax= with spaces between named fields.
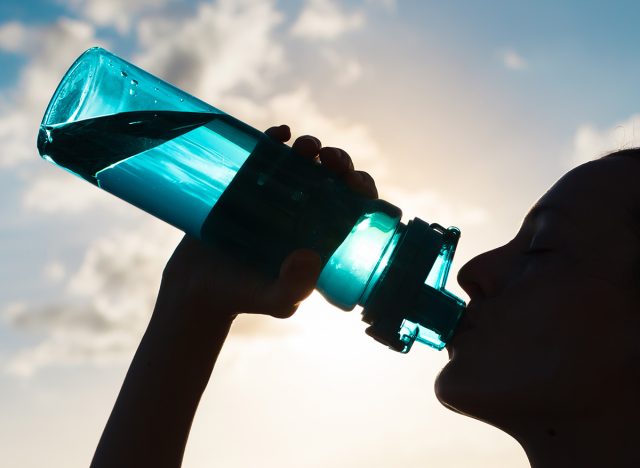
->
xmin=522 ymin=247 xmax=553 ymax=256
xmin=522 ymin=234 xmax=554 ymax=256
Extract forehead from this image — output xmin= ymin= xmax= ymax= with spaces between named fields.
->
xmin=535 ymin=157 xmax=640 ymax=225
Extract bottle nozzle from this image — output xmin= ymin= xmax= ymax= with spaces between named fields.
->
xmin=361 ymin=219 xmax=466 ymax=353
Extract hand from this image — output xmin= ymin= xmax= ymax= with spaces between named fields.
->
xmin=91 ymin=127 xmax=378 ymax=467
xmin=157 ymin=125 xmax=378 ymax=328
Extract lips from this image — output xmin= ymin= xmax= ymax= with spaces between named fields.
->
xmin=445 ymin=308 xmax=478 ymax=352
xmin=454 ymin=317 xmax=476 ymax=335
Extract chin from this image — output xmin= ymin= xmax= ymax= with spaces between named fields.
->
xmin=435 ymin=359 xmax=547 ymax=433
xmin=434 ymin=361 xmax=469 ymax=414
xmin=434 ymin=360 xmax=502 ymax=423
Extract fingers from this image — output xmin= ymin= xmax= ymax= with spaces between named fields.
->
xmin=343 ymin=170 xmax=378 ymax=199
xmin=292 ymin=135 xmax=322 ymax=161
xmin=297 ymin=142 xmax=377 ymax=198
xmin=257 ymin=249 xmax=322 ymax=318
xmin=318 ymin=147 xmax=354 ymax=174
xmin=264 ymin=126 xmax=320 ymax=160
xmin=265 ymin=125 xmax=378 ymax=199
xmin=265 ymin=125 xmax=291 ymax=143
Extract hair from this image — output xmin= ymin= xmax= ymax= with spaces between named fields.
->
xmin=602 ymin=148 xmax=640 ymax=161
xmin=599 ymin=148 xmax=640 ymax=281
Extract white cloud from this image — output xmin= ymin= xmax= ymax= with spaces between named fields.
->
xmin=321 ymin=48 xmax=363 ymax=86
xmin=570 ymin=114 xmax=640 ymax=167
xmin=0 ymin=18 xmax=101 ymax=168
xmin=5 ymin=220 xmax=302 ymax=376
xmin=0 ymin=21 xmax=34 ymax=53
xmin=290 ymin=0 xmax=364 ymax=40
xmin=135 ymin=0 xmax=285 ymax=103
xmin=43 ymin=261 xmax=67 ymax=283
xmin=4 ymin=223 xmax=180 ymax=376
xmin=5 ymin=303 xmax=136 ymax=376
xmin=220 ymin=86 xmax=387 ymax=176
xmin=22 ymin=172 xmax=125 ymax=214
xmin=384 ymin=186 xmax=488 ymax=228
xmin=59 ymin=0 xmax=172 ymax=34
xmin=500 ymin=48 xmax=527 ymax=71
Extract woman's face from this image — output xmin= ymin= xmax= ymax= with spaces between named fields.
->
xmin=435 ymin=156 xmax=640 ymax=426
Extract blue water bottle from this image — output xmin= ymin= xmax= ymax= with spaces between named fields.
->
xmin=37 ymin=47 xmax=465 ymax=352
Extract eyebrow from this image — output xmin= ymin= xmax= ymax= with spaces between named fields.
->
xmin=526 ymin=204 xmax=553 ymax=220
xmin=524 ymin=204 xmax=573 ymax=225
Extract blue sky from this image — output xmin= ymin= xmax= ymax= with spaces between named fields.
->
xmin=1 ymin=1 xmax=640 ymax=467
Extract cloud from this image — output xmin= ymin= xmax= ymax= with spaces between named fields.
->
xmin=43 ymin=261 xmax=67 ymax=283
xmin=135 ymin=0 xmax=285 ymax=103
xmin=290 ymin=0 xmax=364 ymax=40
xmin=4 ymin=220 xmax=302 ymax=376
xmin=59 ymin=0 xmax=172 ymax=34
xmin=500 ymin=48 xmax=527 ymax=71
xmin=570 ymin=114 xmax=640 ymax=167
xmin=0 ymin=21 xmax=35 ymax=53
xmin=22 ymin=172 xmax=124 ymax=214
xmin=321 ymin=48 xmax=363 ymax=86
xmin=220 ymin=86 xmax=387 ymax=175
xmin=0 ymin=17 xmax=101 ymax=168
xmin=384 ymin=186 xmax=488 ymax=228
xmin=4 ymin=224 xmax=178 ymax=376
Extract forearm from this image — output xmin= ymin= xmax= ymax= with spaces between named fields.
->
xmin=88 ymin=129 xmax=360 ymax=467
xmin=91 ymin=298 xmax=234 ymax=468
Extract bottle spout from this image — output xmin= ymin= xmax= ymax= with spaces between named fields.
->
xmin=398 ymin=283 xmax=465 ymax=352
xmin=361 ymin=220 xmax=466 ymax=353
xmin=401 ymin=225 xmax=465 ymax=351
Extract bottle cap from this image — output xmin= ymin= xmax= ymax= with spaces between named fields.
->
xmin=361 ymin=218 xmax=465 ymax=352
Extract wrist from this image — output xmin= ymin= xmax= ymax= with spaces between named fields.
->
xmin=154 ymin=273 xmax=239 ymax=325
xmin=151 ymin=292 xmax=235 ymax=343
xmin=141 ymin=302 xmax=235 ymax=393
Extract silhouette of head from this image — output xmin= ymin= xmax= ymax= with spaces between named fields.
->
xmin=435 ymin=151 xmax=640 ymax=431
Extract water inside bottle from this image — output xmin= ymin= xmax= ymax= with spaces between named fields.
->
xmin=38 ymin=110 xmax=259 ymax=237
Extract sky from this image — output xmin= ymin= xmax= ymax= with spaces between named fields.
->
xmin=2 ymin=0 xmax=640 ymax=466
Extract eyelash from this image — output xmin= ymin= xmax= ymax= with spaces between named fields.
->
xmin=523 ymin=247 xmax=553 ymax=256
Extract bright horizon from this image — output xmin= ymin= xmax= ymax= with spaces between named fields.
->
xmin=2 ymin=1 xmax=640 ymax=466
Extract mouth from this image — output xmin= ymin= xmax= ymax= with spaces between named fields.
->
xmin=445 ymin=308 xmax=478 ymax=353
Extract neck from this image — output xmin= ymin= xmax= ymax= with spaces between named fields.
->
xmin=504 ymin=407 xmax=640 ymax=468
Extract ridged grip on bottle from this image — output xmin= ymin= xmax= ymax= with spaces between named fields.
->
xmin=200 ymin=134 xmax=393 ymax=280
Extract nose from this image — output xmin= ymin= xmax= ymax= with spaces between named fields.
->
xmin=457 ymin=247 xmax=504 ymax=302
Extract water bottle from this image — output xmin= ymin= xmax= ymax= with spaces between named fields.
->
xmin=37 ymin=47 xmax=465 ymax=353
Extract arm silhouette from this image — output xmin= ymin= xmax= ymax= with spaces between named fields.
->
xmin=90 ymin=125 xmax=378 ymax=468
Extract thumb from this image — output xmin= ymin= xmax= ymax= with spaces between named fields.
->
xmin=258 ymin=249 xmax=322 ymax=318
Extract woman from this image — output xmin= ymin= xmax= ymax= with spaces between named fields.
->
xmin=90 ymin=126 xmax=640 ymax=468
xmin=437 ymin=147 xmax=640 ymax=467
